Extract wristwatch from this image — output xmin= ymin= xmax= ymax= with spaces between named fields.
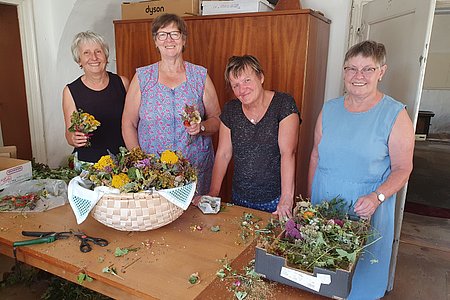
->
xmin=375 ymin=191 xmax=385 ymax=203
xmin=200 ymin=124 xmax=206 ymax=133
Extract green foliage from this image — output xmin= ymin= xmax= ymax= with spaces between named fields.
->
xmin=114 ymin=246 xmax=139 ymax=257
xmin=260 ymin=197 xmax=380 ymax=273
xmin=42 ymin=276 xmax=110 ymax=300
xmin=215 ymin=258 xmax=274 ymax=300
xmin=0 ymin=263 xmax=40 ymax=288
xmin=0 ymin=264 xmax=109 ymax=300
xmin=76 ymin=273 xmax=93 ymax=285
xmin=32 ymin=159 xmax=79 ymax=184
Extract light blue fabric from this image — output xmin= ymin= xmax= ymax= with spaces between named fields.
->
xmin=311 ymin=95 xmax=405 ymax=300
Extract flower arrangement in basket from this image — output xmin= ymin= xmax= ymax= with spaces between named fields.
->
xmin=88 ymin=147 xmax=197 ymax=192
xmin=255 ymin=197 xmax=381 ymax=298
xmin=68 ymin=147 xmax=197 ymax=231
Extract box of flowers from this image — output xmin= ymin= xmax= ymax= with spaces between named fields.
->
xmin=68 ymin=147 xmax=197 ymax=231
xmin=255 ymin=198 xmax=379 ymax=299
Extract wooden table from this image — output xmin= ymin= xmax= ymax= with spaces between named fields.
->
xmin=0 ymin=204 xmax=325 ymax=299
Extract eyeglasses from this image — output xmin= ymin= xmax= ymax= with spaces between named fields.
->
xmin=343 ymin=66 xmax=380 ymax=77
xmin=154 ymin=31 xmax=182 ymax=41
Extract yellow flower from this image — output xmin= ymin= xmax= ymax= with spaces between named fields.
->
xmin=94 ymin=155 xmax=115 ymax=170
xmin=160 ymin=150 xmax=179 ymax=164
xmin=111 ymin=173 xmax=130 ymax=189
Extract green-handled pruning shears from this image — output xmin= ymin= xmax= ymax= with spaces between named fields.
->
xmin=13 ymin=231 xmax=72 ymax=247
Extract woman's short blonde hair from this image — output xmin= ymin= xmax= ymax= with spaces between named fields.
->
xmin=344 ymin=40 xmax=386 ymax=66
xmin=71 ymin=31 xmax=109 ymax=64
xmin=224 ymin=55 xmax=264 ymax=87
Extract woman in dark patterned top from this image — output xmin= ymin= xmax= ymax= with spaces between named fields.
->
xmin=208 ymin=55 xmax=301 ymax=220
xmin=62 ymin=31 xmax=129 ymax=164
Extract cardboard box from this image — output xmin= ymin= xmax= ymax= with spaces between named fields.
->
xmin=0 ymin=157 xmax=32 ymax=190
xmin=202 ymin=0 xmax=274 ymax=16
xmin=122 ymin=0 xmax=200 ymax=20
xmin=255 ymin=246 xmax=357 ymax=299
xmin=0 ymin=146 xmax=17 ymax=158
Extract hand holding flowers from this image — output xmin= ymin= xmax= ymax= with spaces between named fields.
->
xmin=68 ymin=109 xmax=101 ymax=147
xmin=181 ymin=104 xmax=201 ymax=144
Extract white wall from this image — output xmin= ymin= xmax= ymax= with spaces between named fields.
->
xmin=28 ymin=0 xmax=350 ymax=167
xmin=301 ymin=0 xmax=352 ymax=101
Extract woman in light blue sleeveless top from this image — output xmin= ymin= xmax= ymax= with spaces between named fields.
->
xmin=309 ymin=41 xmax=415 ymax=299
xmin=122 ymin=14 xmax=220 ymax=195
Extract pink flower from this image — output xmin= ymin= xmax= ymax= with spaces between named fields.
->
xmin=334 ymin=219 xmax=344 ymax=227
xmin=285 ymin=219 xmax=301 ymax=239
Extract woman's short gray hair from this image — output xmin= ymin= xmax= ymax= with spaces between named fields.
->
xmin=71 ymin=31 xmax=109 ymax=64
xmin=344 ymin=40 xmax=386 ymax=66
xmin=224 ymin=55 xmax=264 ymax=87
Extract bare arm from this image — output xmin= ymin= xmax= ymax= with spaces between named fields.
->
xmin=307 ymin=111 xmax=323 ymax=198
xmin=208 ymin=122 xmax=233 ymax=197
xmin=273 ymin=113 xmax=300 ymax=219
xmin=186 ymin=74 xmax=221 ymax=136
xmin=354 ymin=109 xmax=415 ymax=218
xmin=120 ymin=75 xmax=130 ymax=92
xmin=62 ymin=86 xmax=88 ymax=148
xmin=121 ymin=73 xmax=141 ymax=150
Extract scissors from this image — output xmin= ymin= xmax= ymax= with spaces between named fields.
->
xmin=72 ymin=231 xmax=109 ymax=253
xmin=13 ymin=231 xmax=72 ymax=247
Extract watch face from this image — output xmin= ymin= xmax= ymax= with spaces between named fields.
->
xmin=378 ymin=193 xmax=385 ymax=202
xmin=201 ymin=125 xmax=205 ymax=132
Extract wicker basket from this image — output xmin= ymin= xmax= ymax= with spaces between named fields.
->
xmin=91 ymin=191 xmax=184 ymax=231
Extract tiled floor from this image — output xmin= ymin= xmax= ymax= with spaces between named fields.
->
xmin=385 ymin=213 xmax=450 ymax=300
xmin=385 ymin=140 xmax=450 ymax=300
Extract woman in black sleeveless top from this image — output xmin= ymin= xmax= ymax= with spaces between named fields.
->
xmin=62 ymin=31 xmax=129 ymax=163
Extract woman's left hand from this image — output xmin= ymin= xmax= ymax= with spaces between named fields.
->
xmin=273 ymin=197 xmax=293 ymax=222
xmin=354 ymin=193 xmax=380 ymax=218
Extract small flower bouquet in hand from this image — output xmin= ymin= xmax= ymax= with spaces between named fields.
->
xmin=181 ymin=104 xmax=201 ymax=144
xmin=68 ymin=109 xmax=101 ymax=147
xmin=255 ymin=197 xmax=380 ymax=298
xmin=181 ymin=104 xmax=201 ymax=126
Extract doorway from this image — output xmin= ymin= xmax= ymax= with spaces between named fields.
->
xmin=405 ymin=7 xmax=450 ymax=217
xmin=0 ymin=3 xmax=32 ymax=160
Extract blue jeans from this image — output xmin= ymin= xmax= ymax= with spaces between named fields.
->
xmin=232 ymin=192 xmax=280 ymax=213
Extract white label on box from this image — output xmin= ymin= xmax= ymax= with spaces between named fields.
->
xmin=280 ymin=267 xmax=331 ymax=292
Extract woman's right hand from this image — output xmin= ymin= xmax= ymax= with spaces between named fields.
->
xmin=69 ymin=131 xmax=88 ymax=148
xmin=191 ymin=195 xmax=202 ymax=206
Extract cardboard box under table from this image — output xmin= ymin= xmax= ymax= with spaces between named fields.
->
xmin=0 ymin=157 xmax=32 ymax=190
xmin=255 ymin=246 xmax=357 ymax=299
xmin=121 ymin=0 xmax=200 ymax=20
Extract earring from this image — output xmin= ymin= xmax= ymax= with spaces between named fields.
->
xmin=378 ymin=78 xmax=382 ymax=82
xmin=79 ymin=65 xmax=83 ymax=69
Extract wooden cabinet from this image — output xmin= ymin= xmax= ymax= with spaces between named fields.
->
xmin=114 ymin=10 xmax=330 ymax=200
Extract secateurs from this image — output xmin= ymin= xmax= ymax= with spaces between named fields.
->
xmin=13 ymin=230 xmax=109 ymax=253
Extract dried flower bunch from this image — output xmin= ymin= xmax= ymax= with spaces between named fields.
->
xmin=68 ymin=109 xmax=101 ymax=147
xmin=181 ymin=104 xmax=201 ymax=145
xmin=87 ymin=147 xmax=197 ymax=192
xmin=181 ymin=104 xmax=201 ymax=126
xmin=259 ymin=197 xmax=379 ymax=273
